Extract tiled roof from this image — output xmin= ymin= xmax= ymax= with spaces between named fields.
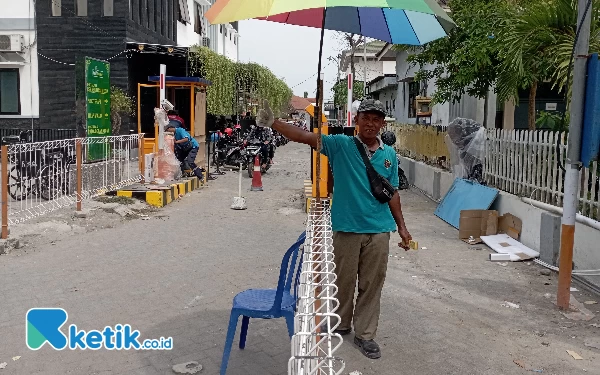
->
xmin=290 ymin=95 xmax=312 ymax=111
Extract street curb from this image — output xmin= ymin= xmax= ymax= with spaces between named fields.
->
xmin=116 ymin=177 xmax=200 ymax=208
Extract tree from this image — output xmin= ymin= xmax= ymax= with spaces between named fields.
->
xmin=334 ymin=32 xmax=364 ymax=81
xmin=303 ymin=91 xmax=308 ymax=98
xmin=496 ymin=0 xmax=600 ymax=129
xmin=405 ymin=0 xmax=508 ymax=127
xmin=110 ymin=86 xmax=134 ymax=135
xmin=332 ymin=79 xmax=364 ymax=108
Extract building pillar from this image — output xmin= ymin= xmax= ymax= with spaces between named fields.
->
xmin=503 ymin=99 xmax=515 ymax=130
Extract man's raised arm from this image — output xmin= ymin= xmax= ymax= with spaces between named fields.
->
xmin=257 ymin=101 xmax=318 ymax=149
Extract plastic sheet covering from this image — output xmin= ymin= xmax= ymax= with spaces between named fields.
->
xmin=156 ymin=134 xmax=180 ymax=180
xmin=445 ymin=118 xmax=486 ymax=183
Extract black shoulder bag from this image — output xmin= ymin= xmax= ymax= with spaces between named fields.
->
xmin=353 ymin=137 xmax=395 ymax=203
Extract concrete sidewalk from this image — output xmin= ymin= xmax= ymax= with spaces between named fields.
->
xmin=0 ymin=142 xmax=599 ymax=375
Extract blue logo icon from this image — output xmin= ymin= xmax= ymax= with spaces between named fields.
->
xmin=26 ymin=308 xmax=172 ymax=351
xmin=26 ymin=308 xmax=68 ymax=350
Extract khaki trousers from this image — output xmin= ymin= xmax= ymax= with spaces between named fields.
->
xmin=332 ymin=231 xmax=390 ymax=340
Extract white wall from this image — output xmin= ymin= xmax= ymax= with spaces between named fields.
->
xmin=176 ymin=0 xmax=239 ymax=61
xmin=378 ymin=87 xmax=396 ymax=117
xmin=0 ymin=0 xmax=38 ymax=118
xmin=344 ymin=59 xmax=384 ymax=84
xmin=394 ymin=50 xmax=496 ymax=127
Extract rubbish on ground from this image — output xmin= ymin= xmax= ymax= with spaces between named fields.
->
xmin=590 ymin=323 xmax=600 ymax=328
xmin=540 ymin=269 xmax=552 ymax=276
xmin=544 ymin=293 xmax=553 ymax=299
xmin=11 ymin=356 xmax=19 ymax=361
xmin=459 ymin=210 xmax=522 ymax=245
xmin=497 ymin=262 xmax=508 ymax=266
xmin=458 ymin=210 xmax=497 ymax=244
xmin=490 ymin=253 xmax=512 ymax=262
xmin=411 ymin=276 xmax=417 ymax=278
xmin=557 ymin=295 xmax=595 ymax=321
xmin=502 ymin=301 xmax=520 ymax=309
xmin=480 ymin=234 xmax=539 ymax=261
xmin=532 ymin=370 xmax=543 ymax=373
xmin=542 ymin=342 xmax=550 ymax=346
xmin=570 ymin=287 xmax=579 ymax=292
xmin=435 ymin=179 xmax=499 ymax=229
xmin=514 ymin=359 xmax=526 ymax=368
xmin=566 ymin=350 xmax=583 ymax=360
xmin=584 ymin=301 xmax=598 ymax=305
xmin=421 ymin=247 xmax=428 ymax=250
xmin=349 ymin=372 xmax=363 ymax=375
xmin=172 ymin=361 xmax=203 ymax=374
xmin=0 ymin=362 xmax=6 ymax=369
xmin=584 ymin=337 xmax=600 ymax=350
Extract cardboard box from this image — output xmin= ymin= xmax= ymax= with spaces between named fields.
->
xmin=459 ymin=210 xmax=522 ymax=244
xmin=459 ymin=210 xmax=498 ymax=244
xmin=498 ymin=213 xmax=522 ymax=240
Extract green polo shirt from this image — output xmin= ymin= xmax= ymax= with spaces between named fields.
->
xmin=321 ymin=134 xmax=399 ymax=234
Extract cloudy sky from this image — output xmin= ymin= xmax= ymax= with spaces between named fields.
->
xmin=238 ymin=20 xmax=347 ymax=101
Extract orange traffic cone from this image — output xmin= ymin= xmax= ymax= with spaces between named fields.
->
xmin=251 ymin=155 xmax=263 ymax=191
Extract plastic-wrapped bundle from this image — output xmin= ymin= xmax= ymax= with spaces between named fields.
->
xmin=445 ymin=118 xmax=486 ymax=183
xmin=156 ymin=134 xmax=180 ymax=181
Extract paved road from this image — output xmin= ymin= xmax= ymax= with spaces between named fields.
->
xmin=0 ymin=141 xmax=599 ymax=375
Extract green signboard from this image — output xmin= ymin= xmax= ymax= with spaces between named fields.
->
xmin=85 ymin=57 xmax=111 ymax=161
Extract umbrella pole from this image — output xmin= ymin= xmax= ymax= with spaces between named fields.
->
xmin=315 ymin=8 xmax=327 ymax=204
xmin=312 ymin=7 xmax=329 ymax=350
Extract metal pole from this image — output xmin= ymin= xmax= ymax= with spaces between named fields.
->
xmin=363 ymin=38 xmax=367 ymax=96
xmin=346 ymin=73 xmax=353 ymax=127
xmin=76 ymin=140 xmax=82 ymax=212
xmin=158 ymin=64 xmax=166 ymax=151
xmin=1 ymin=145 xmax=8 ymax=239
xmin=557 ymin=0 xmax=592 ymax=310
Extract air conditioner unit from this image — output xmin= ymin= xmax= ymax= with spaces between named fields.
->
xmin=0 ymin=35 xmax=24 ymax=52
xmin=202 ymin=37 xmax=210 ymax=47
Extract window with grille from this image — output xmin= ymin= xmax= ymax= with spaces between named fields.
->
xmin=0 ymin=69 xmax=20 ymax=115
xmin=194 ymin=3 xmax=204 ymax=35
xmin=408 ymin=81 xmax=420 ymax=118
xmin=103 ymin=0 xmax=114 ymax=16
xmin=178 ymin=0 xmax=190 ymax=23
xmin=75 ymin=0 xmax=87 ymax=16
xmin=51 ymin=0 xmax=61 ymax=16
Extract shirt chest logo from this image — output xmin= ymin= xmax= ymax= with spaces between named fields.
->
xmin=384 ymin=159 xmax=391 ymax=168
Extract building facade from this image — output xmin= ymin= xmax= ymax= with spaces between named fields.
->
xmin=176 ymin=0 xmax=239 ymax=61
xmin=0 ymin=0 xmax=38 ymax=130
xmin=34 ymin=0 xmax=189 ymax=131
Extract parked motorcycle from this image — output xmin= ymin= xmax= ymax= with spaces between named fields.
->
xmin=214 ymin=133 xmax=246 ymax=169
xmin=381 ymin=131 xmax=409 ymax=190
xmin=244 ymin=138 xmax=273 ymax=178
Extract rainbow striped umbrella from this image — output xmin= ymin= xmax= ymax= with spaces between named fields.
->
xmin=205 ymin=0 xmax=454 ymax=46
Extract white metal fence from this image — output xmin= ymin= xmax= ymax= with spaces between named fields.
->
xmin=484 ymin=129 xmax=599 ymax=221
xmin=289 ymin=199 xmax=345 ymax=375
xmin=3 ymin=134 xmax=143 ymax=225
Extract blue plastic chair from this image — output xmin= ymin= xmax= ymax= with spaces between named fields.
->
xmin=219 ymin=232 xmax=306 ymax=375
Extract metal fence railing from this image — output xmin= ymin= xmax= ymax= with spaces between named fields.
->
xmin=387 ymin=123 xmax=450 ymax=170
xmin=387 ymin=123 xmax=600 ymax=222
xmin=0 ymin=128 xmax=77 ymax=145
xmin=484 ymin=129 xmax=599 ymax=221
xmin=289 ymin=199 xmax=345 ymax=375
xmin=2 ymin=134 xmax=143 ymax=227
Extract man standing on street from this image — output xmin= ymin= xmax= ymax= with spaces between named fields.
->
xmin=256 ymin=99 xmax=412 ymax=359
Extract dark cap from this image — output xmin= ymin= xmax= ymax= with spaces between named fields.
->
xmin=164 ymin=123 xmax=176 ymax=131
xmin=358 ymin=99 xmax=386 ymax=117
